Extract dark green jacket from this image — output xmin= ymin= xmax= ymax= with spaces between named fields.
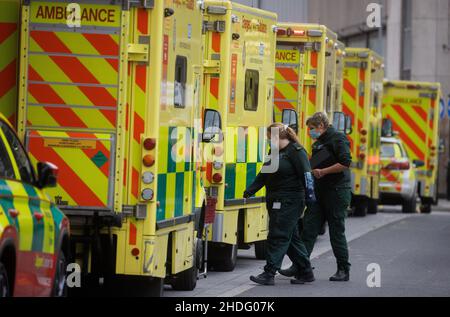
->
xmin=312 ymin=126 xmax=352 ymax=189
xmin=245 ymin=142 xmax=311 ymax=200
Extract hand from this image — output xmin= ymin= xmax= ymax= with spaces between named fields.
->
xmin=312 ymin=169 xmax=325 ymax=179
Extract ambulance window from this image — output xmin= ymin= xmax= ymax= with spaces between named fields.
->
xmin=244 ymin=70 xmax=259 ymax=111
xmin=174 ymin=56 xmax=187 ymax=108
xmin=0 ymin=137 xmax=15 ymax=180
xmin=0 ymin=122 xmax=35 ymax=184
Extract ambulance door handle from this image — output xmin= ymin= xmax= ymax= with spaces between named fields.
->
xmin=8 ymin=209 xmax=19 ymax=218
xmin=33 ymin=212 xmax=44 ymax=222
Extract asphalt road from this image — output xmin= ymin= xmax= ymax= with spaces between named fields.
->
xmin=166 ymin=204 xmax=450 ymax=297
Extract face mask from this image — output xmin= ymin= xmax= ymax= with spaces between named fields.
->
xmin=309 ymin=129 xmax=321 ymax=140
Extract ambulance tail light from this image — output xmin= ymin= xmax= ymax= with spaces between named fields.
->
xmin=143 ymin=155 xmax=155 ymax=167
xmin=307 ymin=29 xmax=323 ymax=37
xmin=287 ymin=29 xmax=305 ymax=37
xmin=407 ymin=84 xmax=421 ymax=90
xmin=143 ymin=138 xmax=156 ymax=151
xmin=360 ymin=129 xmax=368 ymax=136
xmin=212 ymin=173 xmax=223 ymax=183
xmin=359 ymin=153 xmax=366 ymax=160
xmin=385 ymin=161 xmax=410 ymax=171
xmin=277 ymin=28 xmax=287 ymax=36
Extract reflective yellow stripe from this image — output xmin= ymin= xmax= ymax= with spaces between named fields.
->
xmin=8 ymin=181 xmax=33 ymax=251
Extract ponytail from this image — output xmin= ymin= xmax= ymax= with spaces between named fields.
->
xmin=267 ymin=122 xmax=301 ymax=146
xmin=285 ymin=126 xmax=301 ymax=145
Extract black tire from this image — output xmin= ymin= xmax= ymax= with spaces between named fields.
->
xmin=208 ymin=243 xmax=237 ymax=272
xmin=367 ymin=199 xmax=379 ymax=215
xmin=353 ymin=205 xmax=367 ymax=217
xmin=420 ymin=203 xmax=432 ymax=214
xmin=0 ymin=263 xmax=10 ymax=298
xmin=113 ymin=276 xmax=164 ymax=297
xmin=52 ymin=250 xmax=68 ymax=297
xmin=254 ymin=240 xmax=267 ymax=260
xmin=402 ymin=195 xmax=417 ymax=214
xmin=171 ymin=239 xmax=201 ymax=291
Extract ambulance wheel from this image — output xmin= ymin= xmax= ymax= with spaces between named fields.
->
xmin=254 ymin=240 xmax=267 ymax=260
xmin=208 ymin=242 xmax=237 ymax=272
xmin=52 ymin=250 xmax=68 ymax=297
xmin=353 ymin=205 xmax=367 ymax=217
xmin=402 ymin=195 xmax=417 ymax=214
xmin=171 ymin=239 xmax=201 ymax=291
xmin=0 ymin=263 xmax=10 ymax=298
xmin=367 ymin=199 xmax=379 ymax=215
xmin=420 ymin=204 xmax=432 ymax=214
xmin=113 ymin=276 xmax=164 ymax=297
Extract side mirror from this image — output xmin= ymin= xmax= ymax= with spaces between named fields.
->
xmin=344 ymin=115 xmax=353 ymax=135
xmin=333 ymin=111 xmax=346 ymax=133
xmin=37 ymin=162 xmax=58 ymax=189
xmin=202 ymin=109 xmax=222 ymax=143
xmin=281 ymin=109 xmax=299 ymax=134
xmin=413 ymin=160 xmax=425 ymax=168
xmin=382 ymin=118 xmax=394 ymax=137
xmin=439 ymin=139 xmax=445 ymax=154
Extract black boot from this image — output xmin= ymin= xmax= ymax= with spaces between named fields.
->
xmin=250 ymin=271 xmax=275 ymax=286
xmin=291 ymin=267 xmax=315 ymax=284
xmin=278 ymin=265 xmax=298 ymax=278
xmin=329 ymin=269 xmax=350 ymax=282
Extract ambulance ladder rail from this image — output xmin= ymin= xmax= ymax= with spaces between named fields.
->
xmin=198 ymin=224 xmax=210 ymax=279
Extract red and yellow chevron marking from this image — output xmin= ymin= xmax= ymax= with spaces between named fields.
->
xmin=380 ymin=169 xmax=402 ymax=192
xmin=274 ymin=49 xmax=300 ymax=123
xmin=384 ymin=103 xmax=428 ymax=161
xmin=342 ymin=67 xmax=363 ymax=157
xmin=0 ymin=1 xmax=20 ymax=128
xmin=27 ymin=130 xmax=112 ymax=207
xmin=26 ymin=30 xmax=119 ymax=130
xmin=301 ymin=51 xmax=318 ymax=152
xmin=123 ymin=8 xmax=149 ymax=204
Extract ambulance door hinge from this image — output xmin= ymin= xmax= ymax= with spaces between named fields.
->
xmin=203 ymin=59 xmax=221 ymax=74
xmin=359 ymin=82 xmax=365 ymax=97
xmin=124 ymin=0 xmax=154 ymax=10
xmin=128 ymin=36 xmax=150 ymax=62
xmin=303 ymin=74 xmax=317 ymax=86
xmin=203 ymin=20 xmax=226 ymax=33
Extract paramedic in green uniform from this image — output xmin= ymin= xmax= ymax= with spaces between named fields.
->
xmin=280 ymin=112 xmax=352 ymax=281
xmin=244 ymin=123 xmax=315 ymax=286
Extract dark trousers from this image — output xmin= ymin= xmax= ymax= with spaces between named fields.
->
xmin=264 ymin=197 xmax=311 ymax=275
xmin=288 ymin=187 xmax=352 ymax=271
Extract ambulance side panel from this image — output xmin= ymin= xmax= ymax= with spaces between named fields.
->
xmin=0 ymin=0 xmax=20 ymax=128
xmin=382 ymin=81 xmax=440 ymax=200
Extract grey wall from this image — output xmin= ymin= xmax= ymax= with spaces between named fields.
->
xmin=231 ymin=0 xmax=308 ymax=23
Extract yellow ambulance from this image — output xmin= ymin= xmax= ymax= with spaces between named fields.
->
xmin=382 ymin=80 xmax=441 ymax=214
xmin=200 ymin=0 xmax=277 ymax=271
xmin=342 ymin=48 xmax=384 ymax=216
xmin=274 ymin=23 xmax=339 ymax=153
xmin=17 ymin=0 xmax=205 ymax=295
xmin=0 ymin=0 xmax=20 ymax=128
